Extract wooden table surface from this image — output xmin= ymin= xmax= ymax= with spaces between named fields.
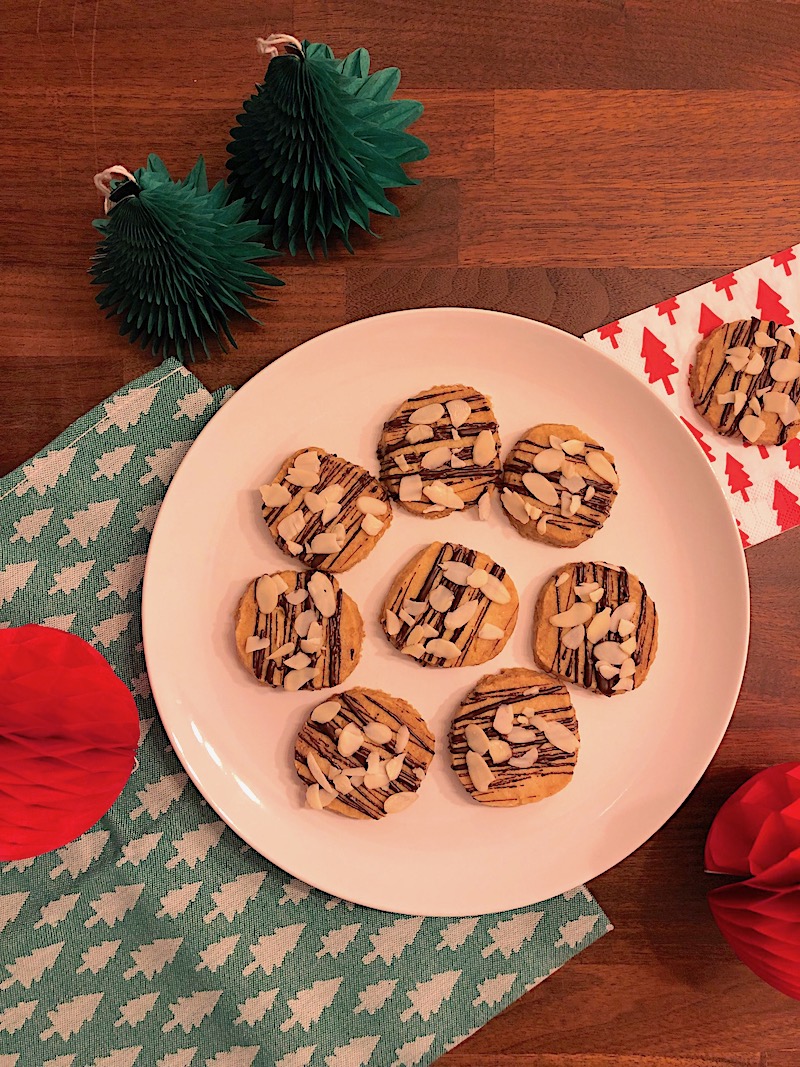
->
xmin=2 ymin=1 xmax=799 ymax=1064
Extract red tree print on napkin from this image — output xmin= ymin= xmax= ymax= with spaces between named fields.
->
xmin=699 ymin=303 xmax=724 ymax=338
xmin=714 ymin=273 xmax=737 ymax=301
xmin=725 ymin=454 xmax=752 ymax=500
xmin=772 ymin=249 xmax=796 ymax=276
xmin=656 ymin=297 xmax=680 ymax=325
xmin=773 ymin=480 xmax=800 ymax=531
xmin=756 ymin=279 xmax=793 ymax=325
xmin=784 ymin=437 xmax=800 ymax=470
xmin=736 ymin=520 xmax=751 ymax=548
xmin=598 ymin=321 xmax=622 ymax=349
xmin=641 ymin=328 xmax=678 ymax=395
xmin=680 ymin=416 xmax=716 ymax=462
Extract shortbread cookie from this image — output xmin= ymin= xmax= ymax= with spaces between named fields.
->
xmin=381 ymin=541 xmax=518 ymax=667
xmin=295 ymin=687 xmax=436 ymax=819
xmin=377 ymin=384 xmax=501 ymax=517
xmin=690 ymin=318 xmax=800 ymax=446
xmin=259 ymin=447 xmax=392 ymax=572
xmin=450 ymin=668 xmax=579 ymax=807
xmin=501 ymin=424 xmax=619 ymax=547
xmin=532 ymin=561 xmax=658 ymax=697
xmin=235 ymin=570 xmax=363 ymax=690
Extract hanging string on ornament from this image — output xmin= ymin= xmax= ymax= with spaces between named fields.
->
xmin=90 ymin=154 xmax=284 ymax=362
xmin=227 ymin=33 xmax=430 ymax=256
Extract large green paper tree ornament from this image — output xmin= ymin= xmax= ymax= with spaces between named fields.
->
xmin=91 ymin=155 xmax=283 ymax=362
xmin=227 ymin=33 xmax=430 ymax=256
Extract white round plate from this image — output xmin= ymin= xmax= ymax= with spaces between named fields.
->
xmin=143 ymin=308 xmax=749 ymax=916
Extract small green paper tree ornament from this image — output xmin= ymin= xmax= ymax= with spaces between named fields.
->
xmin=91 ymin=155 xmax=283 ymax=362
xmin=227 ymin=33 xmax=430 ymax=256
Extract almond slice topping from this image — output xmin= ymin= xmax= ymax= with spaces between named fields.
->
xmin=244 ymin=635 xmax=271 ymax=653
xmin=284 ymin=651 xmax=312 ymax=670
xmin=423 ymin=481 xmax=465 ymax=510
xmin=509 ymin=747 xmax=539 ymax=769
xmin=555 ymin=571 xmax=570 ymax=588
xmin=561 ymin=624 xmax=585 ymax=649
xmin=528 ymin=715 xmax=579 ymax=753
xmin=483 ymin=573 xmax=511 ymax=604
xmin=533 ymin=448 xmax=564 ymax=474
xmin=586 ymin=607 xmax=612 ymax=645
xmin=384 ymin=791 xmax=418 ymax=815
xmin=744 ymin=352 xmax=765 ymax=376
xmin=409 ymin=402 xmax=445 ymax=424
xmin=472 ymin=429 xmax=497 ymax=466
xmin=478 ymin=490 xmax=492 ymax=520
xmin=338 ymin=722 xmax=363 ymax=757
xmin=384 ymin=608 xmax=402 ymax=636
xmin=406 ymin=424 xmax=434 ymax=444
xmin=446 ymin=398 xmax=471 ymax=427
xmin=487 ymin=739 xmax=512 ymax=764
xmin=468 ymin=569 xmax=489 ymax=588
xmin=550 ymin=601 xmax=594 ymax=628
xmin=429 ymin=585 xmax=455 ymax=612
xmin=277 ymin=510 xmax=306 ymax=542
xmin=285 ymin=588 xmax=308 ymax=606
xmin=592 ymin=641 xmax=628 ymax=665
xmin=739 ymin=413 xmax=766 ymax=443
xmin=466 ymin=750 xmax=495 ymax=792
xmin=310 ymin=700 xmax=340 ymax=724
xmin=260 ymin=482 xmax=292 ymax=508
xmin=395 ymin=725 xmax=410 ymax=752
xmin=361 ymin=514 xmax=383 ymax=536
xmin=255 ymin=575 xmax=279 ymax=615
xmin=770 ymin=359 xmax=800 ymax=383
xmin=585 ymin=451 xmax=619 ymax=485
xmin=425 ymin=638 xmax=461 ymax=659
xmin=421 ymin=445 xmax=452 ymax=470
xmin=283 ymin=666 xmax=317 ymax=691
xmin=440 ymin=560 xmax=473 ymax=584
xmin=754 ymin=330 xmax=777 ymax=348
xmin=395 ymin=453 xmax=411 ymax=473
xmin=399 ymin=474 xmax=424 ymax=501
xmin=522 ymin=470 xmax=560 ymax=505
xmin=465 ymin=723 xmax=490 ymax=754
xmin=732 ymin=391 xmax=748 ymax=415
xmin=364 ymin=721 xmax=393 ymax=745
xmin=285 ymin=467 xmax=319 ymax=488
xmin=501 ymin=488 xmax=531 ymax=524
xmin=445 ymin=599 xmax=480 ymax=630
xmin=479 ymin=622 xmax=504 ymax=641
xmin=357 ymin=495 xmax=388 ymax=516
xmin=762 ymin=389 xmax=800 ymax=425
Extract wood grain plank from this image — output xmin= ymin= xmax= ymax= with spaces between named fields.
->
xmin=495 ymin=92 xmax=800 ymax=184
xmin=459 ymin=180 xmax=800 ymax=267
xmin=444 ymin=1056 xmax=760 ymax=1066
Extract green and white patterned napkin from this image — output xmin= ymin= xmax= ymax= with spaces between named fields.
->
xmin=0 ymin=360 xmax=609 ymax=1067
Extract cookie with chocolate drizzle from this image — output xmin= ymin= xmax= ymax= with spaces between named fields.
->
xmin=377 ymin=384 xmax=501 ymax=517
xmin=450 ymin=668 xmax=580 ymax=806
xmin=259 ymin=447 xmax=392 ymax=573
xmin=532 ymin=561 xmax=658 ymax=697
xmin=234 ymin=570 xmax=363 ymax=691
xmin=501 ymin=423 xmax=619 ymax=548
xmin=381 ymin=541 xmax=519 ymax=668
xmin=295 ymin=687 xmax=435 ymax=819
xmin=690 ymin=318 xmax=800 ymax=446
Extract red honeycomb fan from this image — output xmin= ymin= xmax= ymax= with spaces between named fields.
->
xmin=706 ymin=763 xmax=800 ymax=1000
xmin=0 ymin=625 xmax=139 ymax=860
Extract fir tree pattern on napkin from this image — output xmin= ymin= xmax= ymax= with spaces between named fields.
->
xmin=0 ymin=361 xmax=609 ymax=1067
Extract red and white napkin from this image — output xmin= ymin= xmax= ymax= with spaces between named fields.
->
xmin=583 ymin=246 xmax=800 ymax=547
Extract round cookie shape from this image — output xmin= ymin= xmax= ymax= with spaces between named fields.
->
xmin=377 ymin=384 xmax=501 ymax=517
xmin=501 ymin=423 xmax=619 ymax=548
xmin=532 ymin=561 xmax=658 ymax=697
xmin=449 ymin=667 xmax=580 ymax=807
xmin=259 ymin=447 xmax=392 ymax=572
xmin=234 ymin=570 xmax=363 ymax=691
xmin=690 ymin=318 xmax=800 ymax=446
xmin=295 ymin=687 xmax=435 ymax=819
xmin=380 ymin=541 xmax=518 ymax=668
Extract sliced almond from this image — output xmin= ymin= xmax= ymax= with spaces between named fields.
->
xmin=394 ymin=453 xmax=411 ymax=473
xmin=255 ymin=575 xmax=279 ymax=615
xmin=423 ymin=481 xmax=465 ymax=510
xmin=301 ymin=636 xmax=323 ymax=654
xmin=555 ymin=571 xmax=571 ymax=588
xmin=333 ymin=774 xmax=353 ymax=796
xmin=596 ymin=662 xmax=619 ymax=680
xmin=619 ymin=636 xmax=637 ymax=655
xmin=398 ymin=608 xmax=416 ymax=627
xmin=423 ymin=504 xmax=447 ymax=513
xmin=576 ymin=580 xmax=600 ymax=597
xmin=364 ymin=721 xmax=393 ymax=745
xmin=549 ymin=435 xmax=565 ymax=450
xmin=589 ymin=588 xmax=604 ymax=603
xmin=364 ymin=769 xmax=390 ymax=791
xmin=586 ymin=607 xmax=612 ymax=645
xmin=244 ymin=635 xmax=271 ymax=653
xmin=585 ymin=451 xmax=619 ymax=485
xmin=307 ymin=572 xmax=337 ymax=617
xmin=425 ymin=638 xmax=461 ymax=659
xmin=286 ymin=467 xmax=319 ymax=488
xmin=560 ymin=490 xmax=571 ymax=517
xmin=619 ymin=657 xmax=636 ymax=678
xmin=762 ymin=389 xmax=800 ymax=425
xmin=321 ymin=483 xmax=344 ymax=504
xmin=563 ymin=438 xmax=587 ymax=456
xmin=310 ymin=700 xmax=340 ymax=724
xmin=716 ymin=391 xmax=736 ymax=405
xmin=466 ymin=750 xmax=495 ymax=792
xmin=569 ymin=494 xmax=582 ymax=515
xmin=560 ymin=624 xmax=585 ymax=649
xmin=609 ymin=602 xmax=636 ymax=631
xmin=584 ymin=485 xmax=595 ymax=502
xmin=471 ymin=571 xmax=490 ymax=589
xmin=402 ymin=599 xmax=427 ymax=618
xmin=293 ymin=451 xmax=320 ymax=472
xmin=399 ymin=474 xmax=423 ymax=502
xmin=561 ymin=473 xmax=587 ymax=494
xmin=278 ymin=510 xmax=306 ymax=542
xmin=533 ymin=448 xmax=564 ymax=474
xmin=267 ymin=641 xmax=295 ymax=662
xmin=420 ymin=622 xmax=439 ymax=638
xmin=395 ymin=725 xmax=410 ymax=752
xmin=726 ymin=352 xmax=749 ymax=373
xmin=487 ymin=738 xmax=512 ymax=764
xmin=739 ymin=413 xmax=766 ymax=443
xmin=338 ymin=722 xmax=364 ymax=757
xmin=481 ymin=573 xmax=511 ymax=604
xmin=303 ymin=491 xmax=325 ymax=514
xmin=776 ymin=325 xmax=796 ymax=345
xmin=525 ymin=501 xmax=543 ymax=520
xmin=306 ymin=751 xmax=336 ymax=795
xmin=472 ymin=429 xmax=497 ymax=466
xmin=549 ymin=601 xmax=595 ymax=628
xmin=478 ymin=622 xmax=504 ymax=641
xmin=501 ymin=488 xmax=531 ymax=524
xmin=308 ymin=532 xmax=342 ymax=554
xmin=732 ymin=391 xmax=748 ymax=416
xmin=272 ymin=575 xmax=288 ymax=595
xmin=506 ymin=726 xmax=540 ymax=742
xmin=617 ymin=618 xmax=635 ymax=637
xmin=613 ymin=677 xmax=634 ymax=692
xmin=429 ymin=585 xmax=455 ymax=612
xmin=450 ymin=453 xmax=469 ymax=469
xmin=283 ymin=666 xmax=317 ymax=691
xmin=285 ymin=588 xmax=308 ymax=606
xmin=361 ymin=513 xmax=383 ymax=536
xmin=406 ymin=424 xmax=434 ymax=444
xmin=321 ymin=501 xmax=341 ymax=525
xmin=446 ymin=398 xmax=471 ymax=427
xmin=493 ymin=705 xmax=514 ymax=734
xmin=744 ymin=352 xmax=765 ymax=376
xmin=385 ymin=754 xmax=406 ymax=781
xmin=536 ymin=515 xmax=549 ymax=535
xmin=477 ymin=490 xmax=492 ymax=521
xmin=294 ymin=610 xmax=316 ymax=637
xmin=748 ymin=396 xmax=762 ymax=417
xmin=384 ymin=791 xmax=418 ymax=815
xmin=406 ymin=625 xmax=427 ymax=646
xmin=754 ymin=330 xmax=777 ymax=348
xmin=384 ymin=608 xmax=402 ymax=636
xmin=509 ymin=747 xmax=539 ymax=769
xmin=306 ymin=784 xmax=330 ymax=810
xmin=522 ymin=470 xmax=560 ymax=505
xmin=445 ymin=599 xmax=480 ymax=630
xmin=421 ymin=445 xmax=452 ymax=470
xmin=592 ymin=641 xmax=628 ymax=666
xmin=409 ymin=402 xmax=445 ymax=425
xmin=726 ymin=346 xmax=751 ymax=359
xmin=401 ymin=643 xmax=426 ymax=659
xmin=284 ymin=651 xmax=312 ymax=670
xmin=465 ymin=723 xmax=490 ymax=755
xmin=260 ymin=482 xmax=292 ymax=508
xmin=770 ymin=359 xmax=800 ymax=383
xmin=440 ymin=560 xmax=473 ymax=585
xmin=528 ymin=715 xmax=579 ymax=754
